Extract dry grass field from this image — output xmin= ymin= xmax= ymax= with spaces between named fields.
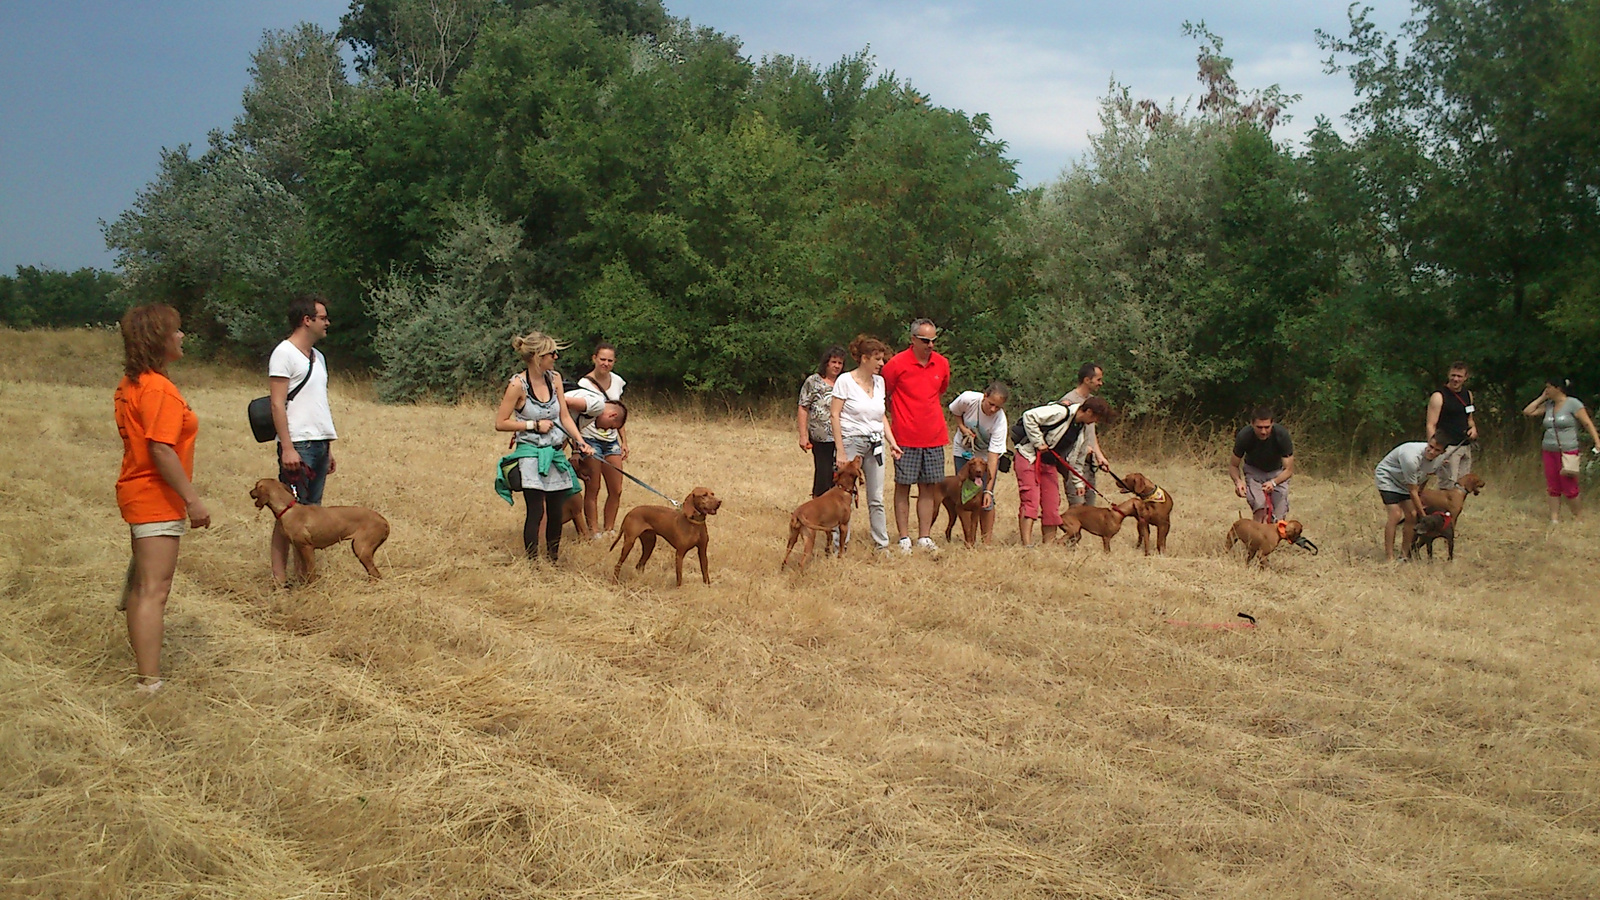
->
xmin=3 ymin=327 xmax=1598 ymax=899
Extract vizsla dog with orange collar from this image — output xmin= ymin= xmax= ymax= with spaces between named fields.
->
xmin=249 ymin=478 xmax=390 ymax=582
xmin=612 ymin=487 xmax=722 ymax=586
xmin=783 ymin=457 xmax=862 ymax=571
xmin=924 ymin=454 xmax=991 ymax=548
xmin=1119 ymin=471 xmax=1173 ymax=556
xmin=1060 ymin=498 xmax=1141 ymax=552
xmin=1226 ymin=516 xmax=1303 ymax=565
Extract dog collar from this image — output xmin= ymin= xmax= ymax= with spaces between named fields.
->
xmin=1276 ymin=521 xmax=1288 ymax=539
xmin=274 ymin=498 xmax=298 ymax=520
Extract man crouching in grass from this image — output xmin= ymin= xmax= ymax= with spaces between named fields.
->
xmin=1374 ymin=434 xmax=1448 ymax=561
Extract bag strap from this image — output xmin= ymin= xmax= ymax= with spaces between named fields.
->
xmin=285 ymin=349 xmax=316 ymax=403
xmin=1552 ymin=399 xmax=1572 ymax=453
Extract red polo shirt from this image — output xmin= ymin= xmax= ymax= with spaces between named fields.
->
xmin=881 ymin=347 xmax=951 ymax=448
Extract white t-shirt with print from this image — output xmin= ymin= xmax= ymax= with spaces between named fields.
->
xmin=831 ymin=371 xmax=886 ymax=438
xmin=948 ymin=390 xmax=1008 ymax=457
xmin=268 ymin=340 xmax=337 ymax=441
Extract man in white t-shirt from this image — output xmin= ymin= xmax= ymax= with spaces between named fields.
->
xmin=268 ymin=294 xmax=337 ymax=584
xmin=1057 ymin=362 xmax=1109 ymax=507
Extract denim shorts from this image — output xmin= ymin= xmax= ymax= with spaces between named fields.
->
xmin=278 ymin=439 xmax=331 ymax=504
xmin=588 ymin=437 xmax=622 ymax=459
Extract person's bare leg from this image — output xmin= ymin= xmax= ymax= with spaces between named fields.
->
xmin=580 ymin=457 xmax=603 ymax=533
xmin=1018 ymin=515 xmax=1034 ymax=546
xmin=893 ymin=482 xmax=912 ymax=542
xmin=916 ymin=483 xmax=939 ymax=539
xmin=1548 ymin=496 xmax=1561 ymax=523
xmin=601 ymin=458 xmax=625 ymax=532
xmin=1383 ymin=506 xmax=1403 ymax=560
xmin=126 ymin=535 xmax=179 ymax=684
xmin=980 ymin=508 xmax=995 ymax=544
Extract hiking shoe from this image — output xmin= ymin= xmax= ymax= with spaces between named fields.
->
xmin=897 ymin=536 xmax=913 ymax=555
xmin=915 ymin=537 xmax=939 ymax=554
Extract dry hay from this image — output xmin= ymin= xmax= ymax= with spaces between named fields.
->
xmin=2 ymin=328 xmax=1597 ymax=899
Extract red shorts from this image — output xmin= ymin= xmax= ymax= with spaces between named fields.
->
xmin=1014 ymin=453 xmax=1062 ymax=525
xmin=1542 ymin=450 xmax=1580 ymax=498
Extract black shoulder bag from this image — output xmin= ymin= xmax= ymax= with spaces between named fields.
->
xmin=247 ymin=351 xmax=316 ymax=443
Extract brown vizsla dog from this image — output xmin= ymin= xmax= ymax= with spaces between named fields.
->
xmin=782 ymin=457 xmax=862 ymax=571
xmin=560 ymin=493 xmax=589 ymax=538
xmin=923 ymin=455 xmax=991 ymax=547
xmin=611 ymin=487 xmax=722 ymax=586
xmin=249 ymin=478 xmax=391 ymax=583
xmin=1060 ymin=498 xmax=1141 ymax=552
xmin=1420 ymin=472 xmax=1484 ymax=521
xmin=1119 ymin=472 xmax=1174 ymax=556
xmin=1226 ymin=516 xmax=1304 ymax=565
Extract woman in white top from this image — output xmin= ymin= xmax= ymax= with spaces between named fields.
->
xmin=948 ymin=381 xmax=1009 ymax=544
xmin=575 ymin=342 xmax=628 ymax=536
xmin=830 ymin=334 xmax=901 ymax=551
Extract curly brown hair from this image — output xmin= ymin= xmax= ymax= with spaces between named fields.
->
xmin=121 ymin=304 xmax=180 ymax=383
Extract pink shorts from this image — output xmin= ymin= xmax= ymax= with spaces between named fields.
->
xmin=1542 ymin=450 xmax=1581 ymax=498
xmin=1014 ymin=453 xmax=1062 ymax=525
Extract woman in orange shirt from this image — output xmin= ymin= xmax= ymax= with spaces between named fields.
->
xmin=113 ymin=304 xmax=210 ymax=694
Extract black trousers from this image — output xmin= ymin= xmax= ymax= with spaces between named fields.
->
xmin=810 ymin=440 xmax=837 ymax=497
xmin=522 ymin=489 xmax=567 ymax=560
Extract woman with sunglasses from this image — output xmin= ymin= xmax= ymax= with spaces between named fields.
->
xmin=495 ymin=331 xmax=592 ymax=562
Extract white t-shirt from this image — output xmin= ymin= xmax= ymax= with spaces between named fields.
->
xmin=268 ymin=340 xmax=337 ymax=441
xmin=948 ymin=390 xmax=1008 ymax=457
xmin=1374 ymin=442 xmax=1439 ymax=494
xmin=566 ymin=388 xmax=607 ymax=431
xmin=831 ymin=371 xmax=885 ymax=438
xmin=577 ymin=374 xmax=625 ymax=442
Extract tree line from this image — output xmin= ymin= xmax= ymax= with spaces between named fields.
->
xmin=96 ymin=0 xmax=1600 ymax=443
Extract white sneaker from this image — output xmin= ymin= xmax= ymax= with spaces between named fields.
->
xmin=591 ymin=530 xmax=609 ymax=541
xmin=915 ymin=537 xmax=940 ymax=554
xmin=897 ymin=536 xmax=913 ymax=555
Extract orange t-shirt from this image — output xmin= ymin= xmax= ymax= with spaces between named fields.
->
xmin=114 ymin=372 xmax=199 ymax=524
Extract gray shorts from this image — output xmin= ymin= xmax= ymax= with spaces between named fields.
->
xmin=894 ymin=446 xmax=947 ymax=485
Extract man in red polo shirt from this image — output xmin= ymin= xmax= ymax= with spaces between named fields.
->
xmin=882 ymin=318 xmax=952 ymax=554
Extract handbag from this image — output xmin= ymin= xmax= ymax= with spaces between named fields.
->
xmin=247 ymin=350 xmax=316 ymax=443
xmin=1552 ymin=400 xmax=1581 ymax=477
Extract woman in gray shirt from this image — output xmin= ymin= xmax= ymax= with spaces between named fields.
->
xmin=1521 ymin=377 xmax=1600 ymax=523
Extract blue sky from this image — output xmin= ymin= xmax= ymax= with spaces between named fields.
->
xmin=0 ymin=1 xmax=1410 ymax=273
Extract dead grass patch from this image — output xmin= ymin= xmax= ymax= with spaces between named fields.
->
xmin=2 ymin=328 xmax=1598 ymax=898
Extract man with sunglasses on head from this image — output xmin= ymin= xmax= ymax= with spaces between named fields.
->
xmin=268 ymin=293 xmax=337 ymax=585
xmin=1425 ymin=361 xmax=1478 ymax=491
xmin=881 ymin=318 xmax=952 ymax=554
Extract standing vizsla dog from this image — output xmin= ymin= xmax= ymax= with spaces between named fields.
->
xmin=1226 ymin=516 xmax=1304 ymax=565
xmin=249 ymin=479 xmax=390 ymax=583
xmin=1060 ymin=498 xmax=1141 ymax=552
xmin=924 ymin=455 xmax=991 ymax=548
xmin=1119 ymin=471 xmax=1174 ymax=556
xmin=611 ymin=487 xmax=722 ymax=586
xmin=783 ymin=457 xmax=862 ymax=571
xmin=1419 ymin=472 xmax=1484 ymax=521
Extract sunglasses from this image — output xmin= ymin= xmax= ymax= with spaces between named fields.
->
xmin=914 ymin=335 xmax=937 ymax=344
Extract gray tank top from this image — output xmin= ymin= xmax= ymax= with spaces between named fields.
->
xmin=515 ymin=371 xmax=567 ymax=448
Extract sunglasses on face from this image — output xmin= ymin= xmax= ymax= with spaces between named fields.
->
xmin=914 ymin=335 xmax=936 ymax=344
